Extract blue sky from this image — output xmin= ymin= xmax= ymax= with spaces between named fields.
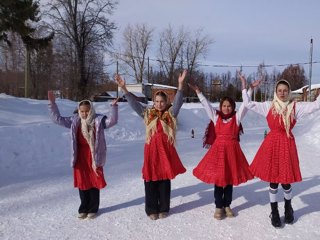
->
xmin=112 ymin=0 xmax=320 ymax=84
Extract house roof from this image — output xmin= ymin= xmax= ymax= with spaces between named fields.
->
xmin=106 ymin=91 xmax=124 ymax=97
xmin=130 ymin=91 xmax=146 ymax=97
xmin=105 ymin=91 xmax=146 ymax=98
xmin=292 ymin=83 xmax=320 ymax=93
xmin=144 ymin=83 xmax=177 ymax=89
xmin=126 ymin=82 xmax=177 ymax=90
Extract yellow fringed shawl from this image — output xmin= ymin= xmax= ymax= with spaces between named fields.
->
xmin=144 ymin=107 xmax=177 ymax=145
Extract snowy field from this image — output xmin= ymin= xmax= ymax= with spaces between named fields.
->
xmin=1 ymin=93 xmax=320 ymax=240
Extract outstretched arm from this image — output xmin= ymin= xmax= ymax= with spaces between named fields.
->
xmin=115 ymin=74 xmax=146 ymax=118
xmin=115 ymin=74 xmax=129 ymax=94
xmin=243 ymin=78 xmax=271 ymax=117
xmin=236 ymin=71 xmax=249 ymax=122
xmin=296 ymin=91 xmax=320 ymax=119
xmin=188 ymin=83 xmax=201 ymax=95
xmin=172 ymin=70 xmax=187 ymax=117
xmin=188 ymin=83 xmax=217 ymax=122
xmin=237 ymin=70 xmax=247 ymax=91
xmin=177 ymin=69 xmax=187 ymax=90
xmin=48 ymin=90 xmax=56 ymax=103
xmin=247 ymin=79 xmax=262 ymax=98
xmin=103 ymin=98 xmax=119 ymax=128
xmin=47 ymin=91 xmax=73 ymax=128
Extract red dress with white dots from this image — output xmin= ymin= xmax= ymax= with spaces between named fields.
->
xmin=249 ymin=108 xmax=302 ymax=184
xmin=143 ymin=121 xmax=186 ymax=181
xmin=193 ymin=115 xmax=253 ymax=187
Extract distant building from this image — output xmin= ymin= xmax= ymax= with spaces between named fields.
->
xmin=118 ymin=83 xmax=178 ymax=103
xmin=92 ymin=91 xmax=124 ymax=102
xmin=94 ymin=82 xmax=178 ymax=103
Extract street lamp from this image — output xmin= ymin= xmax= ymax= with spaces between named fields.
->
xmin=308 ymin=38 xmax=313 ymax=101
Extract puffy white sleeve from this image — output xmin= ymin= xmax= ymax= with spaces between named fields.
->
xmin=245 ymin=87 xmax=271 ymax=117
xmin=235 ymin=89 xmax=249 ymax=125
xmin=295 ymin=95 xmax=320 ymax=119
xmin=197 ymin=92 xmax=218 ymax=123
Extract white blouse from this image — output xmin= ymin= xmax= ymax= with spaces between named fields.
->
xmin=245 ymin=88 xmax=320 ymax=120
xmin=197 ymin=89 xmax=248 ymax=126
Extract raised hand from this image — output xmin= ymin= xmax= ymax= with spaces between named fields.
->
xmin=115 ymin=74 xmax=125 ymax=88
xmin=48 ymin=90 xmax=55 ymax=103
xmin=178 ymin=69 xmax=187 ymax=84
xmin=237 ymin=70 xmax=247 ymax=90
xmin=115 ymin=74 xmax=128 ymax=93
xmin=111 ymin=97 xmax=120 ymax=106
xmin=188 ymin=83 xmax=201 ymax=94
xmin=250 ymin=79 xmax=262 ymax=89
xmin=178 ymin=69 xmax=187 ymax=90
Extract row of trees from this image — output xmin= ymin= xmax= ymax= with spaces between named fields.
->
xmin=0 ymin=0 xmax=308 ymax=101
xmin=1 ymin=0 xmax=116 ymax=99
xmin=0 ymin=0 xmax=54 ymax=98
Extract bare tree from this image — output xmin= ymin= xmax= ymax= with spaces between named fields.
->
xmin=46 ymin=0 xmax=117 ymax=99
xmin=0 ymin=32 xmax=25 ymax=96
xmin=117 ymin=23 xmax=153 ymax=83
xmin=158 ymin=25 xmax=186 ymax=85
xmin=1 ymin=0 xmax=54 ymax=98
xmin=85 ymin=45 xmax=108 ymax=95
xmin=48 ymin=34 xmax=78 ymax=99
xmin=280 ymin=64 xmax=307 ymax=90
xmin=30 ymin=42 xmax=54 ymax=99
xmin=185 ymin=29 xmax=213 ymax=78
xmin=256 ymin=62 xmax=267 ymax=101
xmin=0 ymin=33 xmax=25 ymax=72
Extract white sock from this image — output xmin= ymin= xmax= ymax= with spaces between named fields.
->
xmin=269 ymin=187 xmax=278 ymax=203
xmin=284 ymin=187 xmax=292 ymax=200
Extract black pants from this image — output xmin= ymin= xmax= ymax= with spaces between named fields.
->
xmin=214 ymin=185 xmax=233 ymax=208
xmin=78 ymin=188 xmax=100 ymax=214
xmin=270 ymin=182 xmax=291 ymax=190
xmin=144 ymin=180 xmax=171 ymax=215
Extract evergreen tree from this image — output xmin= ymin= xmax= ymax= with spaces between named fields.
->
xmin=0 ymin=0 xmax=53 ymax=50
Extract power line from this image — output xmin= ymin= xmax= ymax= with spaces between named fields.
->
xmin=108 ymin=50 xmax=320 ymax=69
xmin=197 ymin=61 xmax=320 ymax=68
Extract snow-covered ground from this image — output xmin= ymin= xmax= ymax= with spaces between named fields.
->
xmin=1 ymin=93 xmax=320 ymax=240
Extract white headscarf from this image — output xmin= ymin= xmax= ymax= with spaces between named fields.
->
xmin=271 ymin=79 xmax=295 ymax=137
xmin=78 ymin=100 xmax=97 ymax=174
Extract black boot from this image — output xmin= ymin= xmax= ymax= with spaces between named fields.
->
xmin=270 ymin=202 xmax=281 ymax=228
xmin=284 ymin=199 xmax=294 ymax=224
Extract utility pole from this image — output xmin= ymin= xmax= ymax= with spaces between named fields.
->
xmin=308 ymin=38 xmax=313 ymax=101
xmin=24 ymin=47 xmax=30 ymax=98
xmin=116 ymin=61 xmax=119 ymax=98
xmin=147 ymin=57 xmax=150 ymax=83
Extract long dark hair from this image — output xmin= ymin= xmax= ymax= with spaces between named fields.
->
xmin=219 ymin=96 xmax=236 ymax=111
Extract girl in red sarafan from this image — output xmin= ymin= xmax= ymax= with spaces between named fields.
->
xmin=48 ymin=91 xmax=118 ymax=220
xmin=115 ymin=70 xmax=187 ymax=221
xmin=189 ymin=72 xmax=253 ymax=220
xmin=246 ymin=79 xmax=320 ymax=228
